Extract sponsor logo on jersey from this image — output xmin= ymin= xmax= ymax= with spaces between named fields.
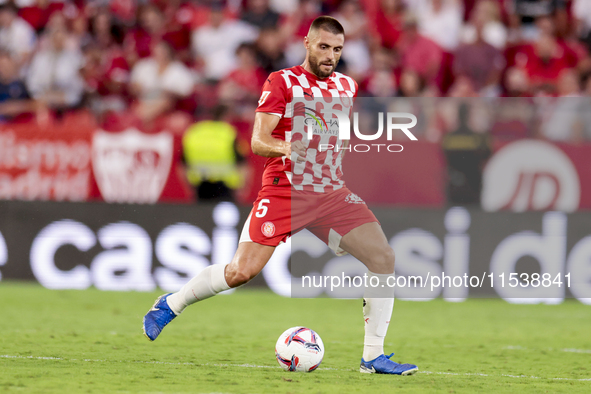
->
xmin=300 ymin=106 xmax=339 ymax=137
xmin=261 ymin=221 xmax=276 ymax=237
xmin=345 ymin=193 xmax=365 ymax=204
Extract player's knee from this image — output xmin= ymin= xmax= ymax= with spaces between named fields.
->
xmin=225 ymin=264 xmax=257 ymax=288
xmin=371 ymin=245 xmax=395 ymax=273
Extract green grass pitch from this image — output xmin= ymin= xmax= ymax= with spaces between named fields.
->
xmin=1 ymin=282 xmax=590 ymax=393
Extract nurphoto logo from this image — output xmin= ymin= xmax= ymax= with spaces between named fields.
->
xmin=296 ymin=99 xmax=418 ymax=153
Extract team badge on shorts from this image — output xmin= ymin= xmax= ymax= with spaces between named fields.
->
xmin=345 ymin=193 xmax=365 ymax=204
xmin=261 ymin=221 xmax=276 ymax=237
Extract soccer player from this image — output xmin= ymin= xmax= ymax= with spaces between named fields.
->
xmin=143 ymin=16 xmax=418 ymax=376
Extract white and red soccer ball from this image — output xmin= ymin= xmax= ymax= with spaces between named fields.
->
xmin=275 ymin=327 xmax=324 ymax=372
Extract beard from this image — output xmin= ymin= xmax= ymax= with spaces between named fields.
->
xmin=308 ymin=52 xmax=338 ymax=78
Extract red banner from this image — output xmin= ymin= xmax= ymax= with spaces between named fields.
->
xmin=0 ymin=114 xmax=94 ymax=201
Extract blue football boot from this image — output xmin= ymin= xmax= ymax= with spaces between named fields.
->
xmin=360 ymin=353 xmax=418 ymax=375
xmin=143 ymin=293 xmax=177 ymax=341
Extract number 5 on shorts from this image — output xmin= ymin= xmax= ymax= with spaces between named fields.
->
xmin=255 ymin=199 xmax=270 ymax=218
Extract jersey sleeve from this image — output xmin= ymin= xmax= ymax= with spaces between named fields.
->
xmin=256 ymin=72 xmax=288 ymax=118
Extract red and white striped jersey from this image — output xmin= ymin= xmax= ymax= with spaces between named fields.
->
xmin=256 ymin=65 xmax=357 ymax=193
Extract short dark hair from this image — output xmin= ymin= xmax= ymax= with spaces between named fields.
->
xmin=0 ymin=2 xmax=18 ymax=14
xmin=235 ymin=42 xmax=257 ymax=56
xmin=309 ymin=16 xmax=345 ymax=36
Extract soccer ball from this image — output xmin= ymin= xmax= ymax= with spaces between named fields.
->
xmin=275 ymin=327 xmax=324 ymax=372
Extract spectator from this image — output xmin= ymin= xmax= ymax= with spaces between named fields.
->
xmin=0 ymin=49 xmax=39 ymax=121
xmin=70 ymin=14 xmax=92 ymax=50
xmin=574 ymin=0 xmax=591 ymax=51
xmin=158 ymin=0 xmax=192 ymax=63
xmin=524 ymin=32 xmax=571 ymax=92
xmin=153 ymin=0 xmax=194 ymax=32
xmin=398 ymin=69 xmax=424 ymax=97
xmin=0 ymin=2 xmax=36 ymax=70
xmin=360 ymin=47 xmax=397 ymax=97
xmin=182 ymin=104 xmax=245 ymax=201
xmin=331 ymin=0 xmax=371 ymax=77
xmin=218 ymin=43 xmax=267 ymax=105
xmin=454 ymin=12 xmax=505 ymax=96
xmin=89 ymin=8 xmax=125 ymax=50
xmin=369 ymin=0 xmax=404 ymax=50
xmin=192 ymin=3 xmax=258 ymax=82
xmin=410 ymin=0 xmax=463 ymax=51
xmin=36 ymin=12 xmax=83 ymax=52
xmin=510 ymin=0 xmax=567 ymax=41
xmin=84 ymin=10 xmax=129 ymax=109
xmin=488 ymin=98 xmax=536 ymax=140
xmin=129 ymin=41 xmax=195 ymax=123
xmin=124 ymin=3 xmax=191 ymax=66
xmin=124 ymin=4 xmax=162 ymax=62
xmin=504 ymin=66 xmax=531 ymax=97
xmin=83 ymin=0 xmax=137 ymax=27
xmin=461 ymin=0 xmax=508 ymax=49
xmin=538 ymin=68 xmax=591 ymax=142
xmin=18 ymin=0 xmax=65 ymax=33
xmin=447 ymin=75 xmax=478 ymax=97
xmin=535 ymin=15 xmax=582 ymax=69
xmin=585 ymin=73 xmax=591 ymax=96
xmin=106 ymin=0 xmax=137 ymax=27
xmin=556 ymin=68 xmax=582 ymax=98
xmin=80 ymin=42 xmax=129 ymax=116
xmin=279 ymin=0 xmax=321 ymax=66
xmin=255 ymin=26 xmax=288 ymax=73
xmin=269 ymin=0 xmax=298 ymax=15
xmin=26 ymin=27 xmax=84 ymax=111
xmin=397 ymin=14 xmax=443 ymax=86
xmin=241 ymin=0 xmax=280 ymax=29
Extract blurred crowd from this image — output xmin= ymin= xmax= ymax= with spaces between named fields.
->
xmin=1 ymin=0 xmax=591 ymax=144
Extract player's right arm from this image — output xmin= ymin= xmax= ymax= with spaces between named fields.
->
xmin=251 ymin=113 xmax=306 ymax=161
xmin=253 ymin=72 xmax=305 ymax=161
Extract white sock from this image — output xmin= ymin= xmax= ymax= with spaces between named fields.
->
xmin=362 ymin=271 xmax=394 ymax=361
xmin=166 ymin=264 xmax=230 ymax=315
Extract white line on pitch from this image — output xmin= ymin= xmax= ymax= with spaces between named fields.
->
xmin=503 ymin=345 xmax=591 ymax=354
xmin=2 ymin=354 xmax=590 ymax=381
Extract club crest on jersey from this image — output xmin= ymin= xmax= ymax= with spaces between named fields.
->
xmin=345 ymin=193 xmax=365 ymax=204
xmin=261 ymin=221 xmax=276 ymax=237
